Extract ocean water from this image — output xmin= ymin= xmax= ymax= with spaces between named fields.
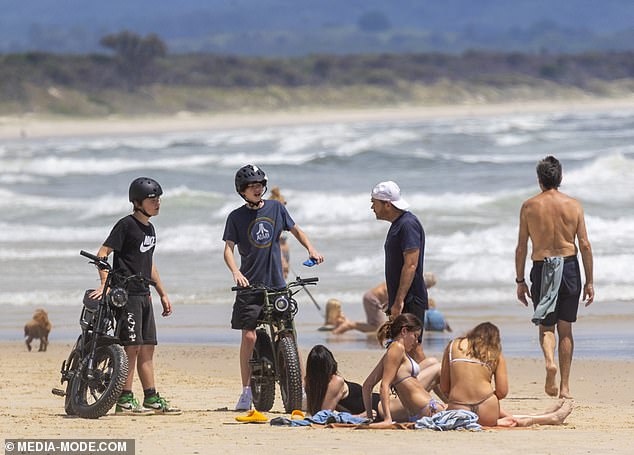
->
xmin=2 ymin=108 xmax=634 ymax=359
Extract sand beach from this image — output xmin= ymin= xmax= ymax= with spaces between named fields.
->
xmin=1 ymin=341 xmax=633 ymax=454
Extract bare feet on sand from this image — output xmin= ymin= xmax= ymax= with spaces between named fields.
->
xmin=559 ymin=389 xmax=574 ymax=399
xmin=545 ymin=364 xmax=559 ymax=397
xmin=549 ymin=399 xmax=573 ymax=424
xmin=544 ymin=398 xmax=565 ymax=414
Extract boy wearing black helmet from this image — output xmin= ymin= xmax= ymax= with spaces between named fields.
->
xmin=224 ymin=164 xmax=324 ymax=410
xmin=90 ymin=177 xmax=181 ymax=415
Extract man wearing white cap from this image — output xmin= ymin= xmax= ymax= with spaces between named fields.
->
xmin=371 ymin=181 xmax=428 ymax=359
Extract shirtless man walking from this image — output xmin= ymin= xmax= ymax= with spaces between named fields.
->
xmin=515 ymin=156 xmax=594 ymax=399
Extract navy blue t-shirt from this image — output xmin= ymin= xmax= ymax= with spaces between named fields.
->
xmin=104 ymin=215 xmax=155 ymax=295
xmin=384 ymin=211 xmax=428 ymax=312
xmin=223 ymin=199 xmax=295 ymax=289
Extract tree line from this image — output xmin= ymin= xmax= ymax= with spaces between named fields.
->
xmin=1 ymin=31 xmax=633 ymax=104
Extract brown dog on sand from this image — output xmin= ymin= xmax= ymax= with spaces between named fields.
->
xmin=24 ymin=308 xmax=52 ymax=352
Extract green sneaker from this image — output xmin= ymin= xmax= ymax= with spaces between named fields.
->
xmin=115 ymin=393 xmax=154 ymax=416
xmin=143 ymin=393 xmax=182 ymax=415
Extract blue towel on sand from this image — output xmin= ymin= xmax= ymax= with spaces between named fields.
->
xmin=308 ymin=410 xmax=369 ymax=425
xmin=273 ymin=410 xmax=369 ymax=427
xmin=414 ymin=410 xmax=481 ymax=431
xmin=532 ymin=256 xmax=564 ymax=325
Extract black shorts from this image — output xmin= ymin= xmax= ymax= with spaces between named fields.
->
xmin=530 ymin=256 xmax=582 ymax=326
xmin=120 ymin=294 xmax=157 ymax=345
xmin=231 ymin=289 xmax=265 ymax=330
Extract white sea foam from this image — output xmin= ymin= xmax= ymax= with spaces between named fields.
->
xmin=0 ymin=247 xmax=79 ymax=260
xmin=159 ymin=224 xmax=224 ymax=253
xmin=564 ymin=152 xmax=634 ymax=203
xmin=449 ymin=115 xmax=548 ymax=135
xmin=493 ymin=134 xmax=532 ymax=147
xmin=0 ymin=223 xmax=106 ymax=243
xmin=335 ymin=253 xmax=384 ymax=276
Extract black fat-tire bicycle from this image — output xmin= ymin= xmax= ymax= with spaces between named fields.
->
xmin=233 ymin=276 xmax=318 ymax=413
xmin=52 ymin=250 xmax=155 ymax=419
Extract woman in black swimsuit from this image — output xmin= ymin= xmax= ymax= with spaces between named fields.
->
xmin=304 ymin=344 xmax=380 ymax=416
xmin=440 ymin=322 xmax=573 ymax=427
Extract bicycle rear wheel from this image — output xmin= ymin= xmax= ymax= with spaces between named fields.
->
xmin=64 ymin=349 xmax=81 ymax=415
xmin=276 ymin=334 xmax=302 ymax=413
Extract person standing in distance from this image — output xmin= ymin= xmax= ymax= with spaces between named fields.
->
xmin=91 ymin=177 xmax=181 ymax=415
xmin=223 ymin=165 xmax=324 ymax=410
xmin=371 ymin=181 xmax=428 ymax=362
xmin=515 ymin=156 xmax=594 ymax=399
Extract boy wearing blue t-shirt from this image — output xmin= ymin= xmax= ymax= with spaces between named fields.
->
xmin=223 ymin=165 xmax=324 ymax=410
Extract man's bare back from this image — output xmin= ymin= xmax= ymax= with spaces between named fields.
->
xmin=521 ymin=190 xmax=584 ymax=261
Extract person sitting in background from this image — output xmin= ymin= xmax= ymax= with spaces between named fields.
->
xmin=318 ymin=298 xmax=345 ymax=331
xmin=331 ymin=282 xmax=388 ymax=334
xmin=332 ymin=272 xmax=450 ymax=335
xmin=423 ymin=272 xmax=452 ymax=332
xmin=440 ymin=321 xmax=572 ymax=427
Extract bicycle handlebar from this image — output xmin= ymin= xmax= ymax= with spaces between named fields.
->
xmin=80 ymin=250 xmax=111 ymax=270
xmin=231 ymin=276 xmax=318 ymax=292
xmin=80 ymin=250 xmax=155 ymax=287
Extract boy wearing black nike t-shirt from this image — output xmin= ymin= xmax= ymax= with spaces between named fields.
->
xmin=90 ymin=177 xmax=180 ymax=415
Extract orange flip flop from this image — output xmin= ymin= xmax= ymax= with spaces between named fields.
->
xmin=235 ymin=410 xmax=268 ymax=423
xmin=291 ymin=410 xmax=305 ymax=420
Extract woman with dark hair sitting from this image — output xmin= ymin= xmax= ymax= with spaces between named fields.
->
xmin=362 ymin=313 xmax=445 ymax=423
xmin=304 ymin=344 xmax=380 ymax=416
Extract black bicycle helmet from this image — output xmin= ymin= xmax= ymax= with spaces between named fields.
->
xmin=235 ymin=165 xmax=267 ymax=193
xmin=129 ymin=177 xmax=163 ymax=202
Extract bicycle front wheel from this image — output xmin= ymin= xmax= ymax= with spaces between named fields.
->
xmin=71 ymin=344 xmax=128 ymax=419
xmin=276 ymin=334 xmax=302 ymax=413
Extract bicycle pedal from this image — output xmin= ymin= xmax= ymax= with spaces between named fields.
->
xmin=51 ymin=388 xmax=66 ymax=397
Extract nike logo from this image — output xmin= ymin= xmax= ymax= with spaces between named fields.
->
xmin=139 ymin=235 xmax=156 ymax=253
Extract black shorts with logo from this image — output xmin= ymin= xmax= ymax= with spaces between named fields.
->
xmin=530 ymin=255 xmax=582 ymax=326
xmin=120 ymin=294 xmax=157 ymax=345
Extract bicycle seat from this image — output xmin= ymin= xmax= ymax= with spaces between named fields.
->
xmin=83 ymin=290 xmax=100 ymax=311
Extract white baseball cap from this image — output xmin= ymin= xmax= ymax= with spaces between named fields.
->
xmin=371 ymin=181 xmax=410 ymax=211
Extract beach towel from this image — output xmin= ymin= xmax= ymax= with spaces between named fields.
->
xmin=414 ymin=410 xmax=482 ymax=431
xmin=274 ymin=410 xmax=370 ymax=427
xmin=531 ymin=256 xmax=564 ymax=325
xmin=308 ymin=410 xmax=369 ymax=425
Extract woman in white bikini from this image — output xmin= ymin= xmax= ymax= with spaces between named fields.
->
xmin=440 ymin=322 xmax=573 ymax=427
xmin=362 ymin=313 xmax=444 ymax=423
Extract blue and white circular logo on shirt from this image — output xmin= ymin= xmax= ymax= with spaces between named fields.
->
xmin=248 ymin=217 xmax=275 ymax=248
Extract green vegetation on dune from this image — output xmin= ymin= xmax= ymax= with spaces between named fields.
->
xmin=1 ymin=46 xmax=633 ymax=116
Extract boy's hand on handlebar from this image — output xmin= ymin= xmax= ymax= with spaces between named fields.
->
xmin=89 ymin=287 xmax=105 ymax=299
xmin=233 ymin=270 xmax=250 ymax=288
xmin=160 ymin=295 xmax=172 ymax=317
